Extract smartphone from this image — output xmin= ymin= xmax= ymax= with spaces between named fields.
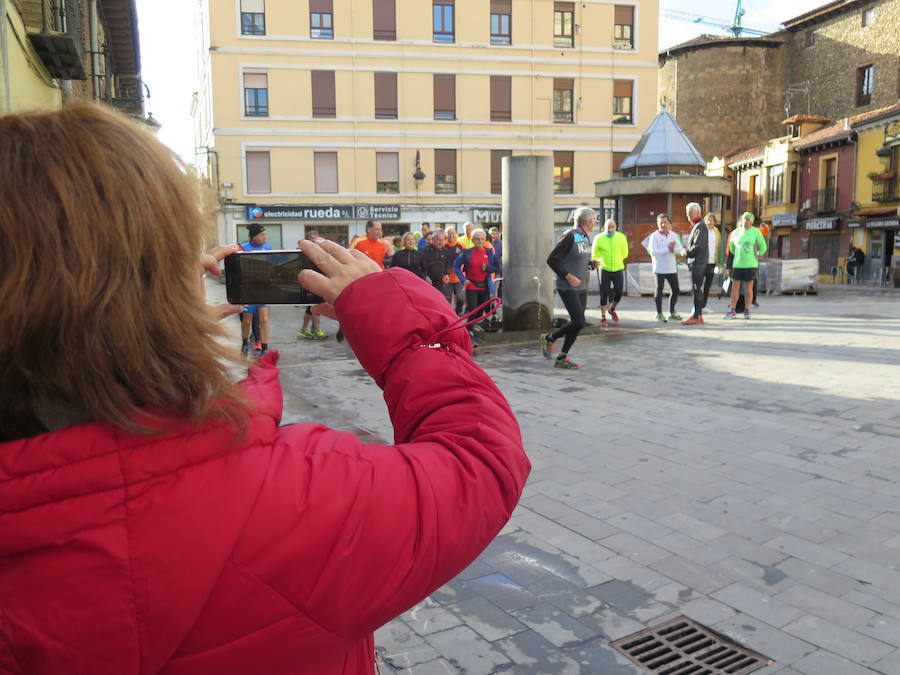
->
xmin=224 ymin=250 xmax=324 ymax=305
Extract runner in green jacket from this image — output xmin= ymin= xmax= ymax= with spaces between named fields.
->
xmin=725 ymin=212 xmax=768 ymax=319
xmin=591 ymin=219 xmax=629 ymax=326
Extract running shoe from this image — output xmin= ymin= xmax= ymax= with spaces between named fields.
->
xmin=669 ymin=312 xmax=682 ymax=321
xmin=698 ymin=316 xmax=705 ymax=324
xmin=681 ymin=316 xmax=701 ymax=325
xmin=336 ymin=328 xmax=345 ymax=343
xmin=554 ymin=357 xmax=580 ymax=369
xmin=299 ymin=329 xmax=314 ymax=338
xmin=752 ymin=302 xmax=760 ymax=308
xmin=744 ymin=309 xmax=751 ymax=319
xmin=656 ymin=313 xmax=667 ymax=323
xmin=600 ymin=318 xmax=608 ymax=328
xmin=314 ymin=329 xmax=327 ymax=339
xmin=240 ymin=341 xmax=250 ymax=358
xmin=259 ymin=346 xmax=268 ymax=356
xmin=254 ymin=341 xmax=262 ymax=352
xmin=540 ymin=333 xmax=554 ymax=359
xmin=724 ymin=310 xmax=737 ymax=319
xmin=610 ymin=310 xmax=619 ymax=322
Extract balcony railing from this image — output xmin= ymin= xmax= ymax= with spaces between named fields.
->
xmin=812 ymin=187 xmax=837 ymax=213
xmin=872 ymin=176 xmax=899 ymax=202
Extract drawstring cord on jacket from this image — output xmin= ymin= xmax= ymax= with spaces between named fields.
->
xmin=421 ymin=297 xmax=502 ymax=348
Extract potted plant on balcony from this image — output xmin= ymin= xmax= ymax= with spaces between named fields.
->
xmin=868 ymin=170 xmax=896 ymax=181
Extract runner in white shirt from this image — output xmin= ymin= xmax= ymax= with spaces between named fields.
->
xmin=643 ymin=213 xmax=683 ymax=322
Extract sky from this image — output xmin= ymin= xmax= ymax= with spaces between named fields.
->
xmin=135 ymin=0 xmax=826 ymax=161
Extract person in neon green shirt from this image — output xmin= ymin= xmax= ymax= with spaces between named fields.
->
xmin=725 ymin=212 xmax=768 ymax=319
xmin=591 ymin=218 xmax=629 ymax=326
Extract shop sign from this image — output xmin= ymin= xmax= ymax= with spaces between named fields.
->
xmin=848 ymin=221 xmax=862 ymax=228
xmin=866 ymin=218 xmax=900 ymax=229
xmin=886 ymin=120 xmax=900 ymax=144
xmin=246 ymin=204 xmax=400 ymax=221
xmin=804 ymin=217 xmax=839 ymax=231
xmin=771 ymin=213 xmax=797 ymax=226
xmin=895 ymin=232 xmax=900 ymax=248
xmin=472 ymin=209 xmax=502 ymax=224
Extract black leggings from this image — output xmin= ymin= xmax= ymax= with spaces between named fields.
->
xmin=701 ymin=264 xmax=715 ymax=310
xmin=549 ymin=289 xmax=587 ymax=355
xmin=466 ymin=288 xmax=491 ymax=326
xmin=655 ymin=274 xmax=679 ymax=314
xmin=690 ymin=264 xmax=706 ymax=317
xmin=600 ymin=269 xmax=624 ymax=306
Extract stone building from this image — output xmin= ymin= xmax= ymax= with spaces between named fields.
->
xmin=658 ymin=0 xmax=900 ymax=164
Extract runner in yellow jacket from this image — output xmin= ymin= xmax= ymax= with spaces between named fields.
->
xmin=591 ymin=218 xmax=629 ymax=326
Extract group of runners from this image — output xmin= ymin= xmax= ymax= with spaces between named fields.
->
xmin=540 ymin=204 xmax=769 ymax=370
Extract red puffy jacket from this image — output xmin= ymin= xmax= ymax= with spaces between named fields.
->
xmin=0 ymin=269 xmax=529 ymax=674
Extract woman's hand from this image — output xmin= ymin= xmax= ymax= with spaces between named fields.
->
xmin=565 ymin=273 xmax=582 ymax=288
xmin=201 ymin=244 xmax=244 ymax=320
xmin=299 ymin=239 xmax=381 ymax=320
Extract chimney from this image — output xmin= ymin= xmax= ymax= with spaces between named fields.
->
xmin=843 ymin=117 xmax=850 ymax=131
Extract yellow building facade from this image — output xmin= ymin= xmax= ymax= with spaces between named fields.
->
xmin=196 ymin=0 xmax=659 ymax=247
xmin=850 ymin=105 xmax=900 ymax=282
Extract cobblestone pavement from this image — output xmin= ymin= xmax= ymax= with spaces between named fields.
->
xmin=212 ymin=281 xmax=900 ymax=674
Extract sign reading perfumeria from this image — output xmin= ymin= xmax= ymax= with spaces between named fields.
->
xmin=246 ymin=205 xmax=401 ymax=221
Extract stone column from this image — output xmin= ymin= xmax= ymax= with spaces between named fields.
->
xmin=502 ymin=155 xmax=554 ymax=331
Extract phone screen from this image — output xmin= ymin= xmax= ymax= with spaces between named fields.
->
xmin=224 ymin=250 xmax=324 ymax=305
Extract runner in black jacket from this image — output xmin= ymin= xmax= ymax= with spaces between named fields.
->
xmin=422 ymin=230 xmax=456 ymax=301
xmin=390 ymin=232 xmax=427 ymax=279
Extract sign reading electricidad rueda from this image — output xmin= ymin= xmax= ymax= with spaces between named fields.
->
xmin=246 ymin=204 xmax=401 ymax=221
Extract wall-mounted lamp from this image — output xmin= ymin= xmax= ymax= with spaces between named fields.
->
xmin=413 ymin=150 xmax=426 ymax=189
xmin=875 ymin=144 xmax=892 ymax=158
xmin=220 ymin=181 xmax=234 ymax=202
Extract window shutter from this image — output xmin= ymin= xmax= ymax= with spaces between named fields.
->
xmin=434 ymin=0 xmax=454 ymax=5
xmin=373 ymin=0 xmax=396 ymax=39
xmin=376 ymin=152 xmax=399 ymax=182
xmin=314 ymin=152 xmax=338 ymax=193
xmin=374 ymin=72 xmax=397 ymax=117
xmin=243 ymin=72 xmax=267 ymax=88
xmin=309 ymin=0 xmax=331 ymax=11
xmin=554 ymin=77 xmax=573 ymax=91
xmin=614 ymin=5 xmax=633 ymax=24
xmin=311 ymin=71 xmax=336 ymax=117
xmin=241 ymin=0 xmax=264 ymax=12
xmin=246 ymin=151 xmax=271 ymax=193
xmin=613 ymin=80 xmax=632 ymax=97
xmin=491 ymin=150 xmax=511 ymax=193
xmin=434 ymin=149 xmax=456 ymax=175
xmin=490 ymin=76 xmax=512 ymax=121
xmin=433 ymin=74 xmax=456 ymax=118
xmin=554 ymin=2 xmax=574 ymax=11
xmin=491 ymin=0 xmax=511 ymax=12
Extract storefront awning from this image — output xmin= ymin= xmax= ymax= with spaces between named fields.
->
xmin=852 ymin=206 xmax=898 ymax=217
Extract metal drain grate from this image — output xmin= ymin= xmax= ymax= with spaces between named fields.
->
xmin=610 ymin=616 xmax=771 ymax=674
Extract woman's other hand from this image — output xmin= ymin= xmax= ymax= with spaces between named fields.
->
xmin=299 ymin=239 xmax=381 ymax=320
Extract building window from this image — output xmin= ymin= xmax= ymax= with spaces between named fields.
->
xmin=311 ymin=70 xmax=336 ymax=118
xmin=490 ymin=76 xmax=511 ymax=122
xmin=246 ymin=150 xmax=271 ymax=194
xmin=373 ymin=0 xmax=396 ymax=40
xmin=613 ymin=5 xmax=634 ymax=49
xmin=491 ymin=150 xmax=511 ymax=193
xmin=554 ymin=2 xmax=574 ymax=47
xmin=434 ymin=149 xmax=457 ymax=193
xmin=857 ymin=64 xmax=874 ymax=106
xmin=491 ymin=0 xmax=511 ymax=45
xmin=240 ymin=0 xmax=265 ymax=35
xmin=243 ymin=73 xmax=268 ymax=116
xmin=766 ymin=164 xmax=784 ymax=205
xmin=805 ymin=30 xmax=815 ymax=47
xmin=433 ymin=73 xmax=456 ymax=120
xmin=374 ymin=72 xmax=398 ymax=119
xmin=310 ymin=0 xmax=333 ymax=39
xmin=612 ymin=151 xmax=629 ymax=177
xmin=376 ymin=152 xmax=399 ymax=193
xmin=314 ymin=151 xmax=338 ymax=193
xmin=862 ymin=7 xmax=874 ymax=26
xmin=554 ymin=151 xmax=573 ymax=194
xmin=553 ymin=78 xmax=573 ymax=123
xmin=613 ymin=80 xmax=633 ymax=124
xmin=433 ymin=0 xmax=454 ymax=43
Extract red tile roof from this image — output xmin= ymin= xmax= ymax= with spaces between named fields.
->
xmin=792 ymin=102 xmax=900 ymax=151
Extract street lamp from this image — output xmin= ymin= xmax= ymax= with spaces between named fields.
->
xmin=413 ymin=150 xmax=426 ymax=189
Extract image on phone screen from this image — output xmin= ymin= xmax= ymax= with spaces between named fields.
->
xmin=224 ymin=250 xmax=324 ymax=305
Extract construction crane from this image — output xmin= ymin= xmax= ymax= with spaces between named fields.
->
xmin=660 ymin=0 xmax=769 ymax=37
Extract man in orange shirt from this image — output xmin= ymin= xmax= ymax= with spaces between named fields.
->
xmin=350 ymin=220 xmax=393 ymax=269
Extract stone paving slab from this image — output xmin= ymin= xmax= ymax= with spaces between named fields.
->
xmin=208 ymin=277 xmax=900 ymax=674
